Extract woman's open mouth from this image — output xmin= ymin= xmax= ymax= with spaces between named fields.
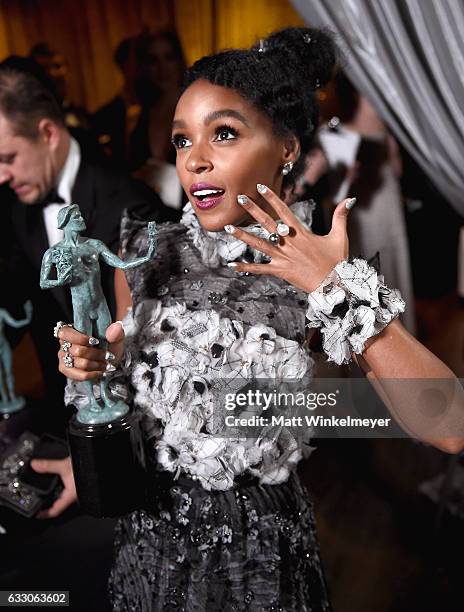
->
xmin=190 ymin=182 xmax=225 ymax=210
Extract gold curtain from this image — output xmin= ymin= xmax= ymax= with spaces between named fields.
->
xmin=0 ymin=0 xmax=303 ymax=112
xmin=216 ymin=0 xmax=303 ymax=50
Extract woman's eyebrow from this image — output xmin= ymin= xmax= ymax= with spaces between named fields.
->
xmin=172 ymin=119 xmax=186 ymax=130
xmin=172 ymin=109 xmax=250 ymax=131
xmin=204 ymin=109 xmax=250 ymax=127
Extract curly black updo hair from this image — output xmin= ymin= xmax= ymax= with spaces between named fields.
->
xmin=182 ymin=27 xmax=339 ymax=189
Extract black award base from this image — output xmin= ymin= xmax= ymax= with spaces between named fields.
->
xmin=67 ymin=410 xmax=146 ymax=518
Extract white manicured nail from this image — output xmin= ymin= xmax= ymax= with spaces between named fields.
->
xmin=257 ymin=183 xmax=267 ymax=194
xmin=224 ymin=225 xmax=236 ymax=234
xmin=227 ymin=262 xmax=238 ymax=267
xmin=88 ymin=337 xmax=99 ymax=346
xmin=105 ymin=363 xmax=116 ymax=372
xmin=237 ymin=195 xmax=248 ymax=205
xmin=345 ymin=197 xmax=357 ymax=209
xmin=105 ymin=351 xmax=115 ymax=361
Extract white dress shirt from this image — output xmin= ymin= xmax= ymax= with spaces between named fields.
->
xmin=42 ymin=137 xmax=81 ymax=246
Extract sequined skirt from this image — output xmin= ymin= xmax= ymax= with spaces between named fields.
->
xmin=108 ymin=470 xmax=331 ymax=612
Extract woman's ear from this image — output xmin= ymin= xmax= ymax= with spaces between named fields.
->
xmin=282 ymin=135 xmax=300 ymax=165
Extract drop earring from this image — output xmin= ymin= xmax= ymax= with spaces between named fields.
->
xmin=282 ymin=161 xmax=294 ymax=176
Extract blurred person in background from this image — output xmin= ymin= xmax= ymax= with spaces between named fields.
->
xmin=129 ymin=31 xmax=187 ymax=216
xmin=23 ymin=48 xmax=101 ymax=161
xmin=92 ymin=36 xmax=141 ymax=168
xmin=30 ymin=42 xmax=90 ymax=132
xmin=292 ymin=72 xmax=416 ymax=334
xmin=400 ymin=146 xmax=463 ymax=339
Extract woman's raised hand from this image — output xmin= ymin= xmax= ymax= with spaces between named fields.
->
xmin=56 ymin=322 xmax=126 ymax=381
xmin=225 ymin=184 xmax=355 ymax=293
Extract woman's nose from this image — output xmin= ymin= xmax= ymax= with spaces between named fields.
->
xmin=185 ymin=146 xmax=213 ymax=174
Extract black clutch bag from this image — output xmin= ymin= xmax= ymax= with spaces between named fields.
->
xmin=0 ymin=432 xmax=68 ymax=518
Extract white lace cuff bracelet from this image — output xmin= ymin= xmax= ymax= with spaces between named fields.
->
xmin=305 ymin=258 xmax=406 ymax=365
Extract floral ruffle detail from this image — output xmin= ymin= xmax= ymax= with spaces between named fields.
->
xmin=305 ymin=258 xmax=406 ymax=365
xmin=122 ymin=300 xmax=314 ymax=490
xmin=65 ymin=300 xmax=316 ymax=492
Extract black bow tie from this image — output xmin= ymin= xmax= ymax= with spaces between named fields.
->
xmin=39 ymin=188 xmax=66 ymax=207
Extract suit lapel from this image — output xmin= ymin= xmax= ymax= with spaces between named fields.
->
xmin=25 ymin=204 xmax=49 ymax=270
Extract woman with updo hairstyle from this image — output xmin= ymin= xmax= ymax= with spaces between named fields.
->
xmin=46 ymin=27 xmax=464 ymax=611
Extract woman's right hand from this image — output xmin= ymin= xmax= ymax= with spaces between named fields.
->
xmin=57 ymin=322 xmax=126 ymax=381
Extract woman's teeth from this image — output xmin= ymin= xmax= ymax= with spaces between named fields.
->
xmin=193 ymin=189 xmax=224 ymax=200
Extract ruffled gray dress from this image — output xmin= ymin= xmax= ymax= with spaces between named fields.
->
xmin=105 ymin=203 xmax=332 ymax=612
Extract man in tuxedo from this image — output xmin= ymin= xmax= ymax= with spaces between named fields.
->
xmin=0 ymin=66 xmax=173 ymax=432
xmin=0 ymin=64 xmax=179 ymax=610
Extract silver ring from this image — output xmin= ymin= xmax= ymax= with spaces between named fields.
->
xmin=267 ymin=232 xmax=281 ymax=246
xmin=54 ymin=321 xmax=73 ymax=339
xmin=276 ymin=222 xmax=290 ymax=237
xmin=62 ymin=341 xmax=72 ymax=353
xmin=63 ymin=353 xmax=74 ymax=368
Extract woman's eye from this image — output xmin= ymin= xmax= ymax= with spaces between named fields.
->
xmin=171 ymin=135 xmax=192 ymax=149
xmin=214 ymin=126 xmax=238 ymax=142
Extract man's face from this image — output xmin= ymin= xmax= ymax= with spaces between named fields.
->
xmin=0 ymin=113 xmax=58 ymax=204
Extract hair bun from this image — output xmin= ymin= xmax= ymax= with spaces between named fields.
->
xmin=255 ymin=27 xmax=338 ymax=89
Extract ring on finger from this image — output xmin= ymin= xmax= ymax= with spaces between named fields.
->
xmin=267 ymin=232 xmax=281 ymax=246
xmin=54 ymin=321 xmax=73 ymax=339
xmin=62 ymin=340 xmax=72 ymax=353
xmin=276 ymin=221 xmax=290 ymax=237
xmin=63 ymin=353 xmax=74 ymax=368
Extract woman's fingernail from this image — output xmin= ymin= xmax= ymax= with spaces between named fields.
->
xmin=224 ymin=225 xmax=236 ymax=234
xmin=257 ymin=183 xmax=267 ymax=194
xmin=114 ymin=320 xmax=125 ymax=332
xmin=237 ymin=194 xmax=248 ymax=205
xmin=106 ymin=363 xmax=116 ymax=372
xmin=346 ymin=197 xmax=357 ymax=209
xmin=227 ymin=262 xmax=238 ymax=268
xmin=105 ymin=351 xmax=115 ymax=361
xmin=88 ymin=337 xmax=99 ymax=346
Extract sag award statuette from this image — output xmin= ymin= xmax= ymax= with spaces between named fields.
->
xmin=0 ymin=301 xmax=32 ymax=415
xmin=40 ymin=204 xmax=157 ymax=516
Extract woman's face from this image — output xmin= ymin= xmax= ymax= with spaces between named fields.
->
xmin=172 ymin=80 xmax=295 ymax=232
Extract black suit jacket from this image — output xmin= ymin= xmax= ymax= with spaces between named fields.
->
xmin=91 ymin=96 xmax=127 ymax=168
xmin=1 ymin=158 xmax=176 ymax=429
